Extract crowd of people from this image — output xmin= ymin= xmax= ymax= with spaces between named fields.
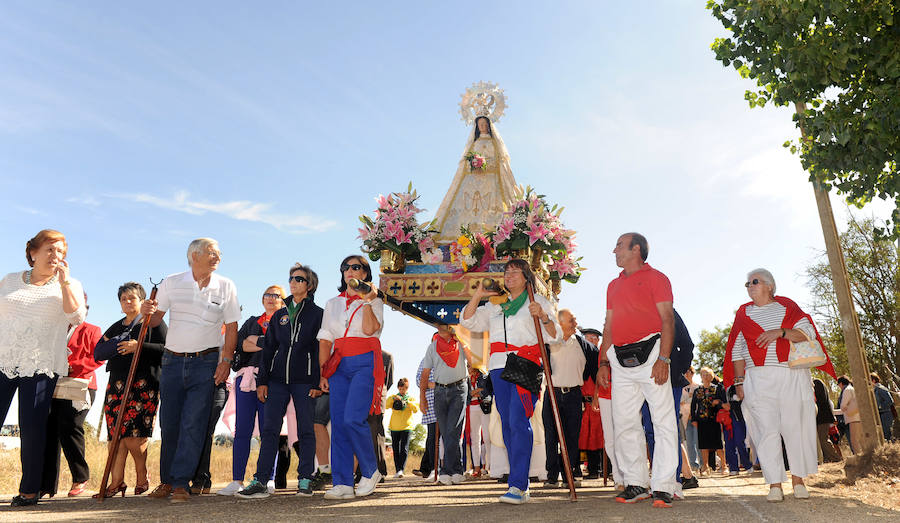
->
xmin=0 ymin=229 xmax=896 ymax=508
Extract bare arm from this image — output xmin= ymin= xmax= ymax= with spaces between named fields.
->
xmin=361 ymin=289 xmax=381 ymax=336
xmin=214 ymin=322 xmax=238 ymax=384
xmin=419 ymin=369 xmax=432 ymax=415
xmin=595 ymin=309 xmax=613 ymax=389
xmin=651 ymin=301 xmax=675 ymax=385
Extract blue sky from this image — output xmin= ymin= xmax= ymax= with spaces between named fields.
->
xmin=0 ymin=2 xmax=888 ymax=431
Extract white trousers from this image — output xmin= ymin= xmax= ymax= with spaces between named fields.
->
xmin=743 ymin=365 xmax=817 ymax=484
xmin=597 ymin=397 xmax=623 ymax=484
xmin=468 ymin=404 xmax=486 ymax=467
xmin=608 ymin=341 xmax=677 ymax=494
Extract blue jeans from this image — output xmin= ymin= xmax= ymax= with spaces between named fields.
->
xmin=0 ymin=373 xmax=57 ymax=494
xmin=434 ymin=381 xmax=467 ymax=476
xmin=881 ymin=411 xmax=895 ymax=442
xmin=724 ymin=417 xmax=752 ymax=471
xmin=491 ymin=369 xmax=537 ymax=491
xmin=233 ymin=374 xmax=268 ymax=481
xmin=329 ymin=352 xmax=376 ymax=487
xmin=160 ymin=351 xmax=218 ymax=489
xmin=642 ymin=384 xmax=685 ymax=483
xmin=256 ymin=382 xmax=315 ymax=481
xmin=685 ymin=421 xmax=700 ymax=469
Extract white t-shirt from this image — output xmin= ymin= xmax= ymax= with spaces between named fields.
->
xmin=317 ymin=295 xmax=384 ymax=342
xmin=156 ymin=271 xmax=241 ymax=353
xmin=0 ymin=271 xmax=86 ymax=377
xmin=458 ymin=294 xmax=560 ymax=371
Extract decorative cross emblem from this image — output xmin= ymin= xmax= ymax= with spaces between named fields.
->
xmin=408 ymin=281 xmax=421 ymax=293
xmin=453 ymin=308 xmax=461 ymax=319
xmin=389 ymin=281 xmax=402 ymax=295
xmin=426 ymin=281 xmax=440 ymax=293
xmin=437 ymin=308 xmax=448 ymax=319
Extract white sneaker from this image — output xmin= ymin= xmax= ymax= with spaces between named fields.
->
xmin=324 ymin=484 xmax=355 ymax=500
xmin=767 ymin=486 xmax=784 ymax=502
xmin=355 ymin=471 xmax=382 ymax=497
xmin=729 ymin=470 xmax=739 ymax=476
xmin=393 ymin=471 xmax=404 ymax=478
xmin=451 ymin=474 xmax=465 ymax=484
xmin=438 ymin=474 xmax=453 ymax=486
xmin=793 ymin=484 xmax=810 ymax=499
xmin=266 ymin=480 xmax=276 ymax=494
xmin=216 ymin=480 xmax=243 ymax=496
xmin=499 ymin=487 xmax=530 ymax=504
xmin=674 ymin=483 xmax=684 ymax=500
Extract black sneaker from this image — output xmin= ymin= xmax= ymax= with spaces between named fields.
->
xmin=682 ymin=476 xmax=699 ymax=490
xmin=309 ymin=471 xmax=332 ymax=490
xmin=296 ymin=478 xmax=313 ymax=497
xmin=497 ymin=474 xmax=509 ymax=484
xmin=234 ymin=480 xmax=269 ymax=499
xmin=584 ymin=472 xmax=600 ymax=480
xmin=652 ymin=490 xmax=674 ymax=508
xmin=615 ymin=485 xmax=650 ymax=504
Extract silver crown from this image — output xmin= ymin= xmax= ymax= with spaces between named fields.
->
xmin=459 ymin=81 xmax=507 ymax=126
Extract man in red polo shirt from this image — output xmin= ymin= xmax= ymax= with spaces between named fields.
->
xmin=596 ymin=232 xmax=678 ymax=508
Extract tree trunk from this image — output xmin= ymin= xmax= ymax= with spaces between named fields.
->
xmin=797 ymin=102 xmax=884 ymax=452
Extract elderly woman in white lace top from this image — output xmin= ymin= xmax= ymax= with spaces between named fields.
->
xmin=0 ymin=229 xmax=86 ymax=507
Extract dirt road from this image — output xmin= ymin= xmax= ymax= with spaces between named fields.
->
xmin=1 ymin=471 xmax=896 ymax=522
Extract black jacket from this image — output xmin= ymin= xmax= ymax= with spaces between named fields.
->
xmin=257 ymin=296 xmax=324 ymax=387
xmin=670 ymin=310 xmax=695 ymax=388
xmin=233 ymin=315 xmax=266 ymax=371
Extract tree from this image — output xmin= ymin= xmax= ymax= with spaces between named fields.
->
xmin=707 ymin=0 xmax=900 ymax=236
xmin=806 ymin=214 xmax=900 ymax=389
xmin=707 ymin=0 xmax=889 ymax=452
xmin=409 ymin=423 xmax=428 ymax=453
xmin=694 ymin=324 xmax=732 ymax=373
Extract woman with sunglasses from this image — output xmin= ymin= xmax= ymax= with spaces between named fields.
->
xmin=234 ymin=265 xmax=323 ymax=498
xmin=723 ymin=268 xmax=836 ymax=502
xmin=460 ymin=258 xmax=560 ymax=504
xmin=317 ymin=255 xmax=383 ymax=500
xmin=217 ymin=284 xmax=286 ymax=496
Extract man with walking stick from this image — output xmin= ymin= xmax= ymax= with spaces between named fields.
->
xmin=460 ymin=258 xmax=560 ymax=504
xmin=596 ymin=232 xmax=678 ymax=508
xmin=140 ymin=238 xmax=241 ymax=503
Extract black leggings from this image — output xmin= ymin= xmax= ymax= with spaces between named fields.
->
xmin=391 ymin=430 xmax=410 ymax=472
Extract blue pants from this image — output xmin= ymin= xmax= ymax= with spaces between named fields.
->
xmin=160 ymin=351 xmax=218 ymax=489
xmin=434 ymin=381 xmax=467 ymax=476
xmin=256 ymin=382 xmax=315 ymax=481
xmin=233 ymin=375 xmax=269 ymax=481
xmin=881 ymin=411 xmax=895 ymax=442
xmin=724 ymin=417 xmax=752 ymax=471
xmin=642 ymin=384 xmax=685 ymax=483
xmin=329 ymin=352 xmax=376 ymax=487
xmin=685 ymin=421 xmax=700 ymax=469
xmin=491 ymin=369 xmax=537 ymax=491
xmin=0 ymin=373 xmax=58 ymax=495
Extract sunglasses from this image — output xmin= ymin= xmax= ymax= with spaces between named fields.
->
xmin=262 ymin=293 xmax=282 ymax=299
xmin=744 ymin=278 xmax=762 ymax=288
xmin=289 ymin=275 xmax=308 ymax=284
xmin=341 ymin=263 xmax=363 ymax=272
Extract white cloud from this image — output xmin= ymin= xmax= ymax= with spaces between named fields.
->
xmin=66 ymin=195 xmax=100 ymax=207
xmin=109 ymin=190 xmax=336 ymax=234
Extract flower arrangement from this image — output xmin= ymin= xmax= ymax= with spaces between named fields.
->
xmin=358 ymin=182 xmax=437 ymax=262
xmin=492 ymin=185 xmax=584 ymax=285
xmin=464 ymin=150 xmax=487 ymax=171
xmin=448 ymin=226 xmax=495 ymax=273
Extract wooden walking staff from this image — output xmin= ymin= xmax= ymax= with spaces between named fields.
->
xmin=97 ymin=279 xmax=160 ymax=503
xmin=526 ymin=281 xmax=577 ymax=501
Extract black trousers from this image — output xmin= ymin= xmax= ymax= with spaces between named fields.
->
xmin=368 ymin=413 xmax=387 ymax=476
xmin=419 ymin=422 xmax=437 ymax=476
xmin=41 ymin=391 xmax=96 ymax=495
xmin=543 ymin=386 xmax=583 ymax=482
xmin=192 ymin=382 xmax=228 ymax=489
xmin=391 ymin=430 xmax=410 ymax=472
xmin=0 ymin=374 xmax=58 ymax=495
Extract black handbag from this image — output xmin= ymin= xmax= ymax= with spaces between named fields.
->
xmin=499 ymin=315 xmax=543 ymax=395
xmin=613 ymin=334 xmax=660 ymax=368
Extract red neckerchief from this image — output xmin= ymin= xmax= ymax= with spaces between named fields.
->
xmin=340 ymin=291 xmax=362 ymax=310
xmin=723 ymin=296 xmax=836 ymax=386
xmin=257 ymin=313 xmax=272 ymax=334
xmin=433 ymin=332 xmax=460 ymax=367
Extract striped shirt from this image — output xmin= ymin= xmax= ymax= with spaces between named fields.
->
xmin=731 ymin=301 xmax=814 ymax=369
xmin=416 ymin=359 xmax=436 ymax=424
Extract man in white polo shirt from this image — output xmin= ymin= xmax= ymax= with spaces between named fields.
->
xmin=141 ymin=238 xmax=241 ymax=502
xmin=543 ymin=309 xmax=598 ymax=488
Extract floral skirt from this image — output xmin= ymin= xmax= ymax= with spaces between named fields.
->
xmin=104 ymin=376 xmax=159 ymax=438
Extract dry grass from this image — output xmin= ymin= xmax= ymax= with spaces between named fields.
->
xmin=808 ymin=441 xmax=900 ymax=512
xmin=0 ymin=438 xmax=257 ymax=495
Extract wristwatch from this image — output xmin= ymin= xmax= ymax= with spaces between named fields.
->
xmin=657 ymin=355 xmax=671 ymax=364
xmin=222 ymin=356 xmax=233 ymax=364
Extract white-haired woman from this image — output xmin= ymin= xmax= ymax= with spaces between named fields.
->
xmin=723 ymin=268 xmax=836 ymax=502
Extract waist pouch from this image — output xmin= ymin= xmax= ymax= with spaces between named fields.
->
xmin=614 ymin=334 xmax=660 ymax=368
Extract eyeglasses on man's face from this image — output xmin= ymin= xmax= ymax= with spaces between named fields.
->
xmin=341 ymin=263 xmax=363 ymax=272
xmin=744 ymin=278 xmax=762 ymax=288
xmin=289 ymin=275 xmax=308 ymax=284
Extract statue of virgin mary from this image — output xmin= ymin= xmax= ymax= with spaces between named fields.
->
xmin=431 ymin=86 xmax=518 ymax=243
